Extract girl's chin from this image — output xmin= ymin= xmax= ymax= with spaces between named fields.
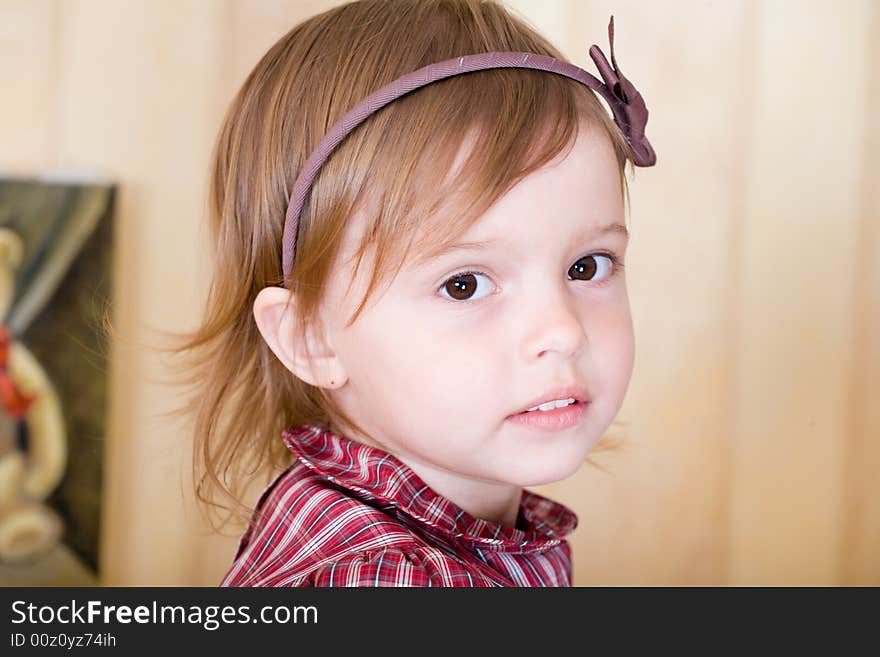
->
xmin=498 ymin=454 xmax=593 ymax=488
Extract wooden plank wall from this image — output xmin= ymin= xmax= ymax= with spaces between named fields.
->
xmin=1 ymin=0 xmax=876 ymax=585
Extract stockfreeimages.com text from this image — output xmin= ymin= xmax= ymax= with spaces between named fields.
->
xmin=11 ymin=599 xmax=317 ymax=631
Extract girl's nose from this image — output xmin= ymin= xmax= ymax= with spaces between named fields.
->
xmin=518 ymin=284 xmax=587 ymax=361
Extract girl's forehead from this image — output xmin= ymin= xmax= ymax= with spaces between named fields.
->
xmin=336 ymin=118 xmax=621 ymax=272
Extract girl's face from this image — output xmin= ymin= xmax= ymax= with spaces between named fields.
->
xmin=322 ymin=125 xmax=634 ymax=489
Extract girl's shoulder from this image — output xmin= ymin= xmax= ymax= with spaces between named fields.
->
xmin=220 ymin=460 xmax=483 ymax=587
xmin=304 ymin=544 xmax=497 ymax=587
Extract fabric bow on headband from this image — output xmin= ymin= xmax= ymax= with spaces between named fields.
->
xmin=588 ymin=16 xmax=656 ymax=168
xmin=281 ymin=15 xmax=656 ymax=282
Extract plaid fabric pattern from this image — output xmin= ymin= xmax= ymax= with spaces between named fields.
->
xmin=221 ymin=425 xmax=578 ymax=587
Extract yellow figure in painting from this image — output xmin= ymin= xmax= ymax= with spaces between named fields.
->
xmin=0 ymin=227 xmax=67 ymax=563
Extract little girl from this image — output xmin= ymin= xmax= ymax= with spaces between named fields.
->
xmin=174 ymin=0 xmax=655 ymax=587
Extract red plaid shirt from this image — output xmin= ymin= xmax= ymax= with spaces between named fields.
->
xmin=220 ymin=425 xmax=578 ymax=587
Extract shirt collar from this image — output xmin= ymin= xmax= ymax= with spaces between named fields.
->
xmin=282 ymin=424 xmax=578 ymax=551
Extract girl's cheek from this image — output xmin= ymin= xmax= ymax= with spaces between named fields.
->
xmin=420 ymin=299 xmax=498 ymax=330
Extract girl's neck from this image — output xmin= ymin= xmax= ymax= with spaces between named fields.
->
xmin=327 ymin=422 xmax=524 ymax=528
xmin=387 ymin=450 xmax=524 ymax=529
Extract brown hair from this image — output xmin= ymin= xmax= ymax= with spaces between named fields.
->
xmin=157 ymin=0 xmax=635 ymax=532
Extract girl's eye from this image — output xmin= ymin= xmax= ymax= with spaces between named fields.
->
xmin=439 ymin=271 xmax=495 ymax=302
xmin=437 ymin=253 xmax=622 ymax=303
xmin=568 ymin=254 xmax=619 ymax=283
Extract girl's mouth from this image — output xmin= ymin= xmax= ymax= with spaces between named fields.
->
xmin=507 ymin=400 xmax=587 ymax=431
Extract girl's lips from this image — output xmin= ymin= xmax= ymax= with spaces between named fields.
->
xmin=512 ymin=384 xmax=591 ymax=415
xmin=506 ymin=400 xmax=588 ymax=431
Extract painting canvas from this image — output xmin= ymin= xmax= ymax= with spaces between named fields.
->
xmin=0 ymin=177 xmax=115 ymax=586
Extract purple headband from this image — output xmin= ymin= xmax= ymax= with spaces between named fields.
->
xmin=281 ymin=15 xmax=656 ymax=282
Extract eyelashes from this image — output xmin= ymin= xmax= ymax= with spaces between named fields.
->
xmin=437 ymin=252 xmax=625 ymax=303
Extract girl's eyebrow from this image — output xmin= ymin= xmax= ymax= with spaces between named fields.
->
xmin=415 ymin=222 xmax=629 ymax=266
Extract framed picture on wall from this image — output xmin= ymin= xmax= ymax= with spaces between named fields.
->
xmin=0 ymin=176 xmax=115 ymax=586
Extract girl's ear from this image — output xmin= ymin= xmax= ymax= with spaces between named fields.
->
xmin=252 ymin=286 xmax=347 ymax=389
